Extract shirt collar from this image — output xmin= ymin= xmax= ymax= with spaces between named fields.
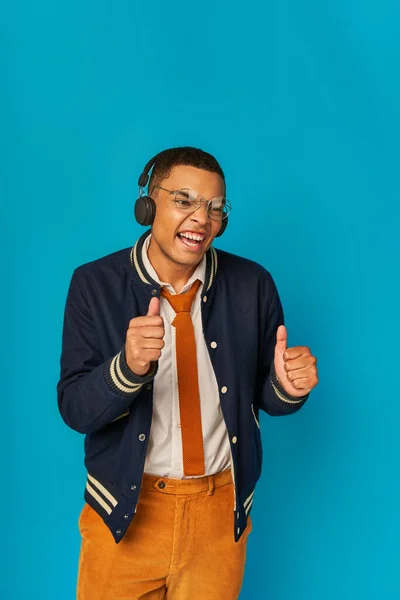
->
xmin=141 ymin=234 xmax=206 ymax=295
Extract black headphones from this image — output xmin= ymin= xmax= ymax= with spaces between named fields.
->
xmin=134 ymin=150 xmax=228 ymax=237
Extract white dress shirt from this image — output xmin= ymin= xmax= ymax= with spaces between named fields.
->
xmin=142 ymin=235 xmax=232 ymax=479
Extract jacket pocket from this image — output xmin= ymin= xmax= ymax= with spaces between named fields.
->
xmin=251 ymin=404 xmax=260 ymax=429
xmin=111 ymin=410 xmax=130 ymax=423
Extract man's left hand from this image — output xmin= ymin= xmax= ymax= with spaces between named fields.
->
xmin=274 ymin=325 xmax=319 ymax=397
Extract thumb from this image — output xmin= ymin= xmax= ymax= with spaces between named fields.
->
xmin=147 ymin=297 xmax=160 ymax=317
xmin=275 ymin=325 xmax=288 ymax=357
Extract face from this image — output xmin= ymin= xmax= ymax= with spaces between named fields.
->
xmin=149 ymin=165 xmax=226 ymax=271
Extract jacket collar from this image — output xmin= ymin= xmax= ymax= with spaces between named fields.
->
xmin=130 ymin=229 xmax=218 ymax=292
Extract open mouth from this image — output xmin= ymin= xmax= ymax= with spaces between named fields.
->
xmin=177 ymin=231 xmax=207 ymax=250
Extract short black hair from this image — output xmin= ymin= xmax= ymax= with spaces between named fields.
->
xmin=148 ymin=146 xmax=225 ymax=194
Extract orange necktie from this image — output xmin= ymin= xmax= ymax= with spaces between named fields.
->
xmin=161 ymin=279 xmax=205 ymax=476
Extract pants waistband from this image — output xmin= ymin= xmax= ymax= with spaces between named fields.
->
xmin=141 ymin=469 xmax=232 ymax=495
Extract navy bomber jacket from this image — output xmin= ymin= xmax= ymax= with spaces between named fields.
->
xmin=57 ymin=230 xmax=309 ymax=543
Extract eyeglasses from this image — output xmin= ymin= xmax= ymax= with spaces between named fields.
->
xmin=153 ymin=186 xmax=232 ymax=221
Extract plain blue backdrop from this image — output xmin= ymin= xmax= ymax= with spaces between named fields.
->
xmin=1 ymin=0 xmax=399 ymax=598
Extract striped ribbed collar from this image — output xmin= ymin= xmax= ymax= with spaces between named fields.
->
xmin=129 ymin=229 xmax=218 ymax=292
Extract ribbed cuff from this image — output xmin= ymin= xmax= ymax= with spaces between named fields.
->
xmin=270 ymin=361 xmax=309 ymax=405
xmin=104 ymin=346 xmax=158 ymax=398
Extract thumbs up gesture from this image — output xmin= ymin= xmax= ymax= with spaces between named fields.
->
xmin=125 ymin=297 xmax=165 ymax=376
xmin=273 ymin=325 xmax=318 ymax=397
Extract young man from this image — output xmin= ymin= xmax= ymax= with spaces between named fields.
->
xmin=57 ymin=147 xmax=318 ymax=599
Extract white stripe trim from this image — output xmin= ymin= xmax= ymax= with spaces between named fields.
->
xmin=212 ymin=247 xmax=218 ymax=277
xmin=244 ymin=490 xmax=255 ymax=509
xmin=272 ymin=382 xmax=305 ymax=404
xmin=88 ymin=474 xmax=118 ymax=507
xmin=86 ymin=482 xmax=112 ymax=515
xmin=131 ymin=242 xmax=151 ymax=284
xmin=114 ymin=353 xmax=142 ymax=390
xmin=109 ymin=354 xmax=142 ymax=394
xmin=207 ymin=247 xmax=218 ymax=291
xmin=245 ymin=498 xmax=254 ymax=515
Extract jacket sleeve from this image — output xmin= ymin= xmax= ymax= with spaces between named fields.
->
xmin=258 ymin=272 xmax=309 ymax=416
xmin=57 ymin=269 xmax=157 ymax=434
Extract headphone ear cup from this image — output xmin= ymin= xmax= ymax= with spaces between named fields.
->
xmin=134 ymin=196 xmax=156 ymax=226
xmin=216 ymin=216 xmax=228 ymax=237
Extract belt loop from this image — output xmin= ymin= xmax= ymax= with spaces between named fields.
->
xmin=207 ymin=474 xmax=215 ymax=496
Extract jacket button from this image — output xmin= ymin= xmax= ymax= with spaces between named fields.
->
xmin=124 ymin=514 xmax=129 ymax=519
xmin=116 ymin=529 xmax=122 ymax=535
xmin=221 ymin=386 xmax=227 ymax=394
xmin=210 ymin=341 xmax=217 ymax=349
xmin=146 ymin=384 xmax=152 ymax=391
xmin=131 ymin=484 xmax=137 ymax=491
xmin=203 ymin=295 xmax=207 ymax=302
xmin=151 ymin=289 xmax=158 ymax=296
xmin=232 ymin=436 xmax=237 ymax=444
xmin=237 ymin=527 xmax=240 ymax=535
xmin=138 ymin=434 xmax=146 ymax=441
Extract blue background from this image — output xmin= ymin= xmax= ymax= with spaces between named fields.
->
xmin=1 ymin=1 xmax=399 ymax=598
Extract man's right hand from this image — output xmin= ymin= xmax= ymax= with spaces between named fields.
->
xmin=125 ymin=297 xmax=165 ymax=376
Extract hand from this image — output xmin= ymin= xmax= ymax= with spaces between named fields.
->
xmin=125 ymin=298 xmax=165 ymax=376
xmin=274 ymin=325 xmax=318 ymax=397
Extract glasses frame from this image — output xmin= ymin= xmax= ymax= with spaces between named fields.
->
xmin=152 ymin=185 xmax=232 ymax=221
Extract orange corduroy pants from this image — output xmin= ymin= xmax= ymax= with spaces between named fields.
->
xmin=77 ymin=469 xmax=252 ymax=599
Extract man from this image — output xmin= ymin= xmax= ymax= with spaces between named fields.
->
xmin=57 ymin=146 xmax=318 ymax=599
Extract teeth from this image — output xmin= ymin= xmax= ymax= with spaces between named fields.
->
xmin=180 ymin=233 xmax=204 ymax=241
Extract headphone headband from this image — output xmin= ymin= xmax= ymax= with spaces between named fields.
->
xmin=137 ymin=151 xmax=167 ymax=188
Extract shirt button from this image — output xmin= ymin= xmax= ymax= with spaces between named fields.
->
xmin=131 ymin=484 xmax=137 ymax=491
xmin=138 ymin=434 xmax=146 ymax=441
xmin=177 ymin=423 xmax=181 ymax=428
xmin=210 ymin=341 xmax=217 ymax=349
xmin=221 ymin=386 xmax=228 ymax=394
xmin=158 ymin=481 xmax=166 ymax=489
xmin=232 ymin=436 xmax=237 ymax=444
xmin=203 ymin=295 xmax=207 ymax=302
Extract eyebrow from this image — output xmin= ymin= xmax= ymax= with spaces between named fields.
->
xmin=175 ymin=189 xmax=191 ymax=198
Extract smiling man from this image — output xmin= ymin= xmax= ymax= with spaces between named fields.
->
xmin=57 ymin=147 xmax=318 ymax=600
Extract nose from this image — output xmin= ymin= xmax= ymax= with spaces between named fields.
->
xmin=189 ymin=203 xmax=210 ymax=226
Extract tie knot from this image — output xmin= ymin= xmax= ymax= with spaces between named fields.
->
xmin=161 ymin=279 xmax=202 ymax=313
